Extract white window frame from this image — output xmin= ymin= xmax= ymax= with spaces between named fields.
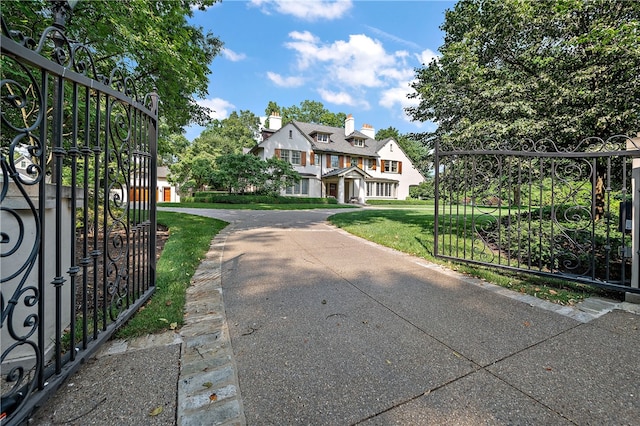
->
xmin=291 ymin=150 xmax=301 ymax=165
xmin=384 ymin=160 xmax=399 ymax=173
xmin=317 ymin=133 xmax=329 ymax=143
xmin=366 ymin=181 xmax=396 ymax=198
xmin=286 ymin=178 xmax=309 ymax=195
xmin=353 ymin=138 xmax=364 ymax=147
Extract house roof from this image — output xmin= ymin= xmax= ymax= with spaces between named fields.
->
xmin=291 ymin=121 xmax=382 ymax=157
xmin=322 ymin=165 xmax=371 ymax=179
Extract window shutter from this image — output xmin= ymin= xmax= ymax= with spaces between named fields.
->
xmin=358 ymin=157 xmax=363 ymax=169
xmin=380 ymin=160 xmax=385 ymax=173
xmin=301 ymin=152 xmax=306 ymax=166
xmin=274 ymin=149 xmax=281 ymax=159
xmin=326 ymin=154 xmax=331 ymax=167
xmin=372 ymin=159 xmax=376 ymax=170
xmin=339 ymin=155 xmax=344 ymax=168
xmin=309 ymin=151 xmax=314 ymax=165
xmin=398 ymin=161 xmax=402 ymax=174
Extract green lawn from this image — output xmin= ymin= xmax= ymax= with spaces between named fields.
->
xmin=116 ymin=210 xmax=227 ymax=338
xmin=328 ymin=207 xmax=609 ymax=305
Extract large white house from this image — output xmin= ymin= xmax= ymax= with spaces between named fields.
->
xmin=250 ymin=113 xmax=425 ymax=204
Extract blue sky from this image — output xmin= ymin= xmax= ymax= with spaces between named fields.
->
xmin=185 ymin=0 xmax=456 ymax=141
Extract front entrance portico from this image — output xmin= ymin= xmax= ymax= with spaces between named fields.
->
xmin=322 ymin=166 xmax=370 ymax=204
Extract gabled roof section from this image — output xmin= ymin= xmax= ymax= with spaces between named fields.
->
xmin=293 ymin=121 xmax=379 ymax=157
xmin=322 ymin=165 xmax=371 ymax=179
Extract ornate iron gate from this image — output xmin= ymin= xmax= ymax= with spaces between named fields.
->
xmin=1 ymin=9 xmax=158 ymax=424
xmin=434 ymin=136 xmax=640 ymax=293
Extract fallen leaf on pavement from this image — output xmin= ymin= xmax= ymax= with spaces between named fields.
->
xmin=149 ymin=406 xmax=163 ymax=416
xmin=209 ymin=393 xmax=218 ymax=402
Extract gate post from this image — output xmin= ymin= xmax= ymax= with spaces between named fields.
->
xmin=628 ymin=133 xmax=640 ymax=303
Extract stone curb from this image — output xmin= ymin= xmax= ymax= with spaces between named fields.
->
xmin=176 ymin=224 xmax=245 ymax=426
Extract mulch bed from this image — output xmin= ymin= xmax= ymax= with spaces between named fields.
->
xmin=72 ymin=224 xmax=169 ymax=315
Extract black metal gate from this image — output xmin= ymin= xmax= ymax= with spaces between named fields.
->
xmin=434 ymin=136 xmax=640 ymax=293
xmin=1 ymin=10 xmax=158 ymax=425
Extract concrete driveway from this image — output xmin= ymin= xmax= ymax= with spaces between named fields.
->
xmin=161 ymin=207 xmax=640 ymax=426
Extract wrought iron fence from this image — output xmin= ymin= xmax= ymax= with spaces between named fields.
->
xmin=434 ymin=136 xmax=640 ymax=293
xmin=1 ymin=8 xmax=158 ymax=424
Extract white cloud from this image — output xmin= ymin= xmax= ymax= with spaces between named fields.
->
xmin=415 ymin=48 xmax=439 ymax=66
xmin=267 ymin=72 xmax=305 ymax=87
xmin=251 ymin=0 xmax=352 ymax=21
xmin=285 ymin=32 xmax=398 ymax=88
xmin=222 ymin=48 xmax=246 ymax=62
xmin=318 ymin=89 xmax=369 ymax=109
xmin=364 ymin=25 xmax=421 ymax=50
xmin=196 ymin=98 xmax=235 ymax=120
xmin=379 ymin=81 xmax=421 ymax=124
xmin=278 ymin=31 xmax=427 ymax=116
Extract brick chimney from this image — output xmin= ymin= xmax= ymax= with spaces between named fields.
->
xmin=345 ymin=114 xmax=354 ymax=136
xmin=269 ymin=111 xmax=282 ymax=130
xmin=360 ymin=123 xmax=375 ymax=139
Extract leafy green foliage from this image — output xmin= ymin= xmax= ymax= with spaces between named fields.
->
xmin=1 ymin=0 xmax=223 ymax=134
xmin=212 ymin=154 xmax=300 ymax=195
xmin=265 ymin=100 xmax=347 ymax=127
xmin=408 ymin=179 xmax=435 ymax=200
xmin=169 ymin=111 xmax=263 ymax=193
xmin=408 ymin=0 xmax=640 ymax=150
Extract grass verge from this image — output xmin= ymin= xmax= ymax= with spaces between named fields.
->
xmin=115 ymin=211 xmax=228 ymax=338
xmin=328 ymin=208 xmax=616 ymax=305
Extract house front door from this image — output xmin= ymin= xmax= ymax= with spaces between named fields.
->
xmin=328 ymin=183 xmax=337 ymax=198
xmin=163 ymin=187 xmax=171 ymax=202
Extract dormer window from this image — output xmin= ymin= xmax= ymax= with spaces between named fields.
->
xmin=353 ymin=138 xmax=364 ymax=147
xmin=316 ymin=133 xmax=329 ymax=143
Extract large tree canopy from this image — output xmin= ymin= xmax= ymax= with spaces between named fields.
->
xmin=168 ymin=110 xmax=260 ymax=193
xmin=1 ymin=0 xmax=222 ymax=134
xmin=265 ymin=100 xmax=347 ymax=128
xmin=408 ymin=0 xmax=640 ymax=149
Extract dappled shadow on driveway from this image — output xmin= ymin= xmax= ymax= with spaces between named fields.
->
xmin=217 ymin=215 xmax=619 ymax=425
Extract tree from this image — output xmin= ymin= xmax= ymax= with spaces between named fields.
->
xmin=213 ymin=154 xmax=266 ymax=194
xmin=169 ymin=152 xmax=216 ymax=193
xmin=409 ymin=178 xmax=435 ymax=200
xmin=265 ymin=100 xmax=347 ymax=127
xmin=202 ymin=110 xmax=261 ymax=152
xmin=1 ymin=0 xmax=223 ymax=134
xmin=169 ymin=110 xmax=261 ymax=194
xmin=407 ymin=0 xmax=640 ymax=150
xmin=212 ymin=154 xmax=300 ymax=195
xmin=158 ymin=120 xmax=189 ymax=166
xmin=263 ymin=157 xmax=301 ymax=195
